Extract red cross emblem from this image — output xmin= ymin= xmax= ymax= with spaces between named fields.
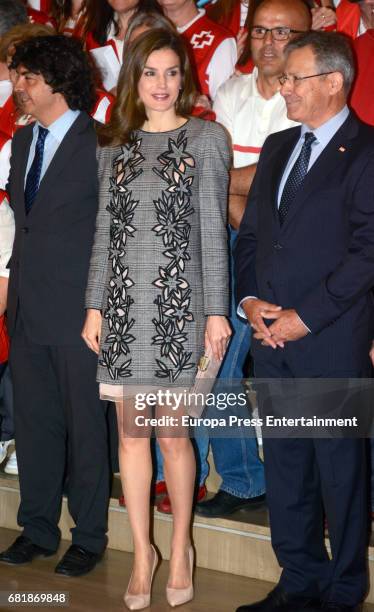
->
xmin=190 ymin=30 xmax=215 ymax=49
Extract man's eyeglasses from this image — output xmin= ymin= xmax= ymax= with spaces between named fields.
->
xmin=250 ymin=26 xmax=306 ymax=41
xmin=278 ymin=72 xmax=335 ymax=85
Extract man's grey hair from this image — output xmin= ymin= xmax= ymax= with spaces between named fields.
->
xmin=0 ymin=0 xmax=28 ymax=38
xmin=285 ymin=31 xmax=355 ymax=95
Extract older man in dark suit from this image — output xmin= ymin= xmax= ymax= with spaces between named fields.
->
xmin=235 ymin=32 xmax=374 ymax=611
xmin=0 ymin=35 xmax=110 ymax=577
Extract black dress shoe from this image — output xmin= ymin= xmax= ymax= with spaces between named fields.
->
xmin=322 ymin=604 xmax=362 ymax=611
xmin=0 ymin=535 xmax=55 ymax=565
xmin=195 ymin=490 xmax=266 ymax=518
xmin=55 ymin=545 xmax=103 ymax=577
xmin=236 ymin=586 xmax=322 ymax=611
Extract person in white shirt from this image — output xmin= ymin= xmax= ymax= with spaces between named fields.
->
xmin=220 ymin=0 xmax=311 ymax=229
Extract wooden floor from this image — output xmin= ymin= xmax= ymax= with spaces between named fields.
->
xmin=0 ymin=529 xmax=374 ymax=612
xmin=0 ymin=528 xmax=271 ymax=612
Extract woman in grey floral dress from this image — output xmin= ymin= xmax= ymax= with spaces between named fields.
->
xmin=82 ymin=29 xmax=231 ymax=610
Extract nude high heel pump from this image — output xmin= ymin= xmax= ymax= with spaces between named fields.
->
xmin=124 ymin=545 xmax=158 ymax=611
xmin=166 ymin=546 xmax=194 ymax=608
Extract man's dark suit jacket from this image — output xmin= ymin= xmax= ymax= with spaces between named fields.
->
xmin=235 ymin=112 xmax=374 ymax=376
xmin=6 ymin=112 xmax=98 ymax=345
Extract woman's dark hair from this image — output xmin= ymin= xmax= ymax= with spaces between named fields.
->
xmin=10 ymin=34 xmax=96 ymax=112
xmin=50 ymin=0 xmax=71 ymax=29
xmin=50 ymin=0 xmax=83 ymax=32
xmin=83 ymin=0 xmax=159 ymax=46
xmin=97 ymin=28 xmax=196 ymax=147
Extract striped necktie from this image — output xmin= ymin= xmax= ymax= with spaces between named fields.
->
xmin=24 ymin=126 xmax=49 ymax=215
xmin=278 ymin=132 xmax=316 ymax=226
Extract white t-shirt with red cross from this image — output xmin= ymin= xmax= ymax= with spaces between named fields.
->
xmin=213 ymin=67 xmax=299 ymax=168
xmin=178 ymin=9 xmax=237 ymax=99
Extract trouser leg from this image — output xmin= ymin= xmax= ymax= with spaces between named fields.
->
xmin=9 ymin=324 xmax=64 ymax=551
xmin=55 ymin=342 xmax=110 ymax=554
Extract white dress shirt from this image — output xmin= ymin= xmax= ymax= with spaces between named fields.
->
xmin=25 ymin=109 xmax=80 ymax=186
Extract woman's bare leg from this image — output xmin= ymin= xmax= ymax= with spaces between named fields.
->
xmin=158 ymin=416 xmax=196 ymax=589
xmin=116 ymin=400 xmax=154 ymax=594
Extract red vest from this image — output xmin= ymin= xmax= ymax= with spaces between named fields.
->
xmin=350 ymin=30 xmax=374 ymax=126
xmin=61 ymin=12 xmax=86 ymax=37
xmin=181 ymin=12 xmax=234 ymax=96
xmin=0 ymin=96 xmax=17 ymax=140
xmin=336 ymin=0 xmax=361 ymax=38
xmin=70 ymin=15 xmax=87 ymax=40
xmin=27 ymin=7 xmax=55 ymax=28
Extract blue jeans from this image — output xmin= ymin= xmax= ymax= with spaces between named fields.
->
xmin=156 ymin=229 xmax=265 ymax=497
xmin=207 ymin=228 xmax=265 ymax=497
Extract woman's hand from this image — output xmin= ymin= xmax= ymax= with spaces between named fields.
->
xmin=82 ymin=309 xmax=102 ymax=354
xmin=194 ymin=93 xmax=212 ymax=110
xmin=205 ymin=315 xmax=232 ymax=361
xmin=311 ymin=7 xmax=336 ymax=30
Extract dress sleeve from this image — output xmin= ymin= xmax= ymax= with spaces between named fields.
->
xmin=198 ymin=121 xmax=230 ymax=316
xmin=85 ymin=145 xmax=113 ymax=310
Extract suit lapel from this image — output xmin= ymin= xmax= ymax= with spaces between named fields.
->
xmin=14 ymin=125 xmax=33 ymax=222
xmin=27 ymin=112 xmax=91 ymax=218
xmin=281 ymin=114 xmax=358 ymax=230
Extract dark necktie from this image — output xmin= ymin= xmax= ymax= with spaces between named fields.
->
xmin=24 ymin=126 xmax=49 ymax=215
xmin=278 ymin=131 xmax=316 ymax=226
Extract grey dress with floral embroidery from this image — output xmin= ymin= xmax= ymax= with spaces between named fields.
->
xmin=85 ymin=117 xmax=230 ymax=392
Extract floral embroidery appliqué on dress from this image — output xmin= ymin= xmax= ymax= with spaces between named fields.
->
xmin=99 ymin=139 xmax=144 ymax=380
xmin=151 ymin=130 xmax=196 ymax=382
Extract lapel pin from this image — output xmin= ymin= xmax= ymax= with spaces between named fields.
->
xmin=338 ymin=146 xmax=346 ymax=152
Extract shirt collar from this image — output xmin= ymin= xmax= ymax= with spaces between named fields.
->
xmin=301 ymin=105 xmax=350 ymax=146
xmin=35 ymin=108 xmax=80 ymax=143
xmin=177 ymin=9 xmax=205 ymax=33
xmin=252 ymin=67 xmax=283 ymax=101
